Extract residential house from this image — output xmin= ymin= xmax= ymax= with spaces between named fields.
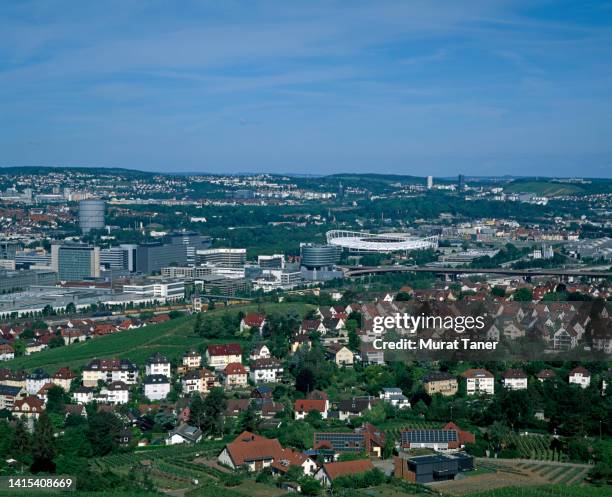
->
xmin=315 ymin=459 xmax=374 ymax=487
xmin=314 ymin=423 xmax=386 ymax=458
xmin=271 ymin=448 xmax=318 ymax=477
xmin=294 ymin=399 xmax=329 ymax=420
xmin=223 ymin=363 xmax=248 ymax=389
xmin=145 ymin=353 xmax=171 ymax=378
xmin=249 ymin=358 xmax=283 ymax=384
xmin=206 ymin=343 xmax=242 ymax=370
xmin=182 ymin=368 xmax=218 ymax=395
xmin=218 ymin=431 xmax=283 ymax=471
xmin=462 ymin=369 xmax=495 ymax=395
xmin=569 ymin=366 xmax=591 ymax=389
xmin=422 ymin=372 xmax=458 ymax=397
xmin=12 ymin=395 xmax=44 ymax=420
xmin=52 ymin=367 xmax=77 ymax=390
xmin=72 ymin=386 xmax=94 ymax=404
xmin=143 ymin=375 xmax=171 ymax=401
xmin=0 ymin=385 xmax=25 ymax=410
xmin=98 ymin=381 xmax=130 ymax=405
xmin=338 ymin=397 xmax=378 ymax=421
xmin=536 ymin=369 xmax=556 ymax=382
xmin=249 ymin=343 xmax=271 ymax=361
xmin=82 ymin=359 xmax=138 ymax=387
xmin=379 ymin=388 xmax=410 ymax=409
xmin=182 ymin=350 xmax=201 ymax=370
xmin=326 ymin=344 xmax=354 ymax=367
xmin=240 ymin=313 xmax=267 ymax=334
xmin=166 ymin=424 xmax=203 ymax=445
xmin=26 ymin=368 xmax=51 ymax=394
xmin=502 ymin=369 xmax=528 ymax=390
xmin=0 ymin=344 xmax=15 ymax=361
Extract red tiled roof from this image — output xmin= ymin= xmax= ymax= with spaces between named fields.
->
xmin=294 ymin=399 xmax=327 ymax=414
xmin=224 ymin=363 xmax=247 ymax=375
xmin=322 ymin=459 xmax=374 ymax=480
xmin=243 ymin=313 xmax=266 ymax=327
xmin=224 ymin=431 xmax=282 ymax=466
xmin=462 ymin=368 xmax=494 ymax=379
xmin=207 ymin=343 xmax=242 ymax=356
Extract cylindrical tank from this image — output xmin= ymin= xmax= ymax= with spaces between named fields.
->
xmin=79 ymin=199 xmax=105 ymax=233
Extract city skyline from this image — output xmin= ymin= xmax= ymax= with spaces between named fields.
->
xmin=1 ymin=1 xmax=612 ymax=177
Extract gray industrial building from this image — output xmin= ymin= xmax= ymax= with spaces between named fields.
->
xmin=0 ymin=269 xmax=57 ymax=293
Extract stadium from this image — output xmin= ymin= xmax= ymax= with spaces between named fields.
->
xmin=326 ymin=230 xmax=438 ymax=253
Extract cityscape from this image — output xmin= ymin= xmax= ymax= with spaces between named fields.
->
xmin=1 ymin=1 xmax=612 ymax=497
xmin=0 ymin=167 xmax=610 ymax=497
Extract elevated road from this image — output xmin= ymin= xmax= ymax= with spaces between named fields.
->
xmin=340 ymin=265 xmax=612 ymax=279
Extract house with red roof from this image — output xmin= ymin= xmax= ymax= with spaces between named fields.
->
xmin=314 ymin=459 xmax=375 ymax=487
xmin=294 ymin=398 xmax=329 ymax=420
xmin=223 ymin=363 xmax=248 ymax=389
xmin=12 ymin=395 xmax=45 ymax=420
xmin=240 ymin=313 xmax=267 ymax=334
xmin=206 ymin=343 xmax=242 ymax=370
xmin=218 ymin=431 xmax=283 ymax=471
xmin=569 ymin=366 xmax=591 ymax=389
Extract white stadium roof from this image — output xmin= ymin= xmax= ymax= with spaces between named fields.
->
xmin=326 ymin=230 xmax=438 ymax=253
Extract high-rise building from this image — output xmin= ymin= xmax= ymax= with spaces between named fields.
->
xmin=165 ymin=231 xmax=212 ymax=265
xmin=51 ymin=244 xmax=100 ymax=280
xmin=458 ymin=175 xmax=466 ymax=191
xmin=79 ymin=199 xmax=105 ymax=233
xmin=135 ymin=242 xmax=187 ymax=274
xmin=427 ymin=176 xmax=433 ymax=189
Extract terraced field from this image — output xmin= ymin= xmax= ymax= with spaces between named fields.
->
xmin=505 ymin=434 xmax=567 ymax=462
xmin=433 ymin=458 xmax=592 ymax=496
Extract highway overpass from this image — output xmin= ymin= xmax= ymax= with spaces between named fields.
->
xmin=340 ymin=265 xmax=612 ymax=279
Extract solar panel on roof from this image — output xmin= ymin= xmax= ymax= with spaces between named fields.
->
xmin=401 ymin=430 xmax=458 ymax=444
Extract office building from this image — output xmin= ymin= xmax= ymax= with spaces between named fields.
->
xmin=79 ymin=199 xmax=105 ymax=233
xmin=300 ymin=244 xmax=340 ymax=270
xmin=427 ymin=176 xmax=433 ymax=189
xmin=136 ymin=242 xmax=187 ymax=274
xmin=258 ymin=254 xmax=285 ymax=269
xmin=196 ymin=248 xmax=246 ymax=267
xmin=122 ymin=279 xmax=185 ymax=301
xmin=52 ymin=244 xmax=100 ymax=280
xmin=165 ymin=231 xmax=212 ymax=265
xmin=100 ymin=247 xmax=129 ymax=270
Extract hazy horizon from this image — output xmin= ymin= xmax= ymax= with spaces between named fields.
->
xmin=2 ymin=1 xmax=612 ymax=177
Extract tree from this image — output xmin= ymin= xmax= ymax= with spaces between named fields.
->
xmin=31 ymin=412 xmax=56 ymax=473
xmin=10 ymin=419 xmax=31 ymax=465
xmin=513 ymin=288 xmax=533 ymax=302
xmin=193 ymin=312 xmax=202 ymax=335
xmin=86 ymin=411 xmax=122 ymax=456
xmin=298 ymin=476 xmax=321 ymax=496
xmin=237 ymin=402 xmax=259 ymax=433
xmin=295 ymin=368 xmax=315 ymax=394
xmin=348 ymin=328 xmax=361 ymax=351
xmin=46 ymin=386 xmax=68 ymax=415
xmin=190 ymin=388 xmax=227 ymax=437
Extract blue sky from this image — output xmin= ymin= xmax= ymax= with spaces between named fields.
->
xmin=1 ymin=1 xmax=612 ymax=177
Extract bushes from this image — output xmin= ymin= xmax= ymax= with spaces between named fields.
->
xmin=333 ymin=468 xmax=387 ymax=489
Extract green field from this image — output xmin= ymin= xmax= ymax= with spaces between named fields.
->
xmin=3 ymin=302 xmax=313 ymax=371
xmin=502 ymin=180 xmax=612 ymax=196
